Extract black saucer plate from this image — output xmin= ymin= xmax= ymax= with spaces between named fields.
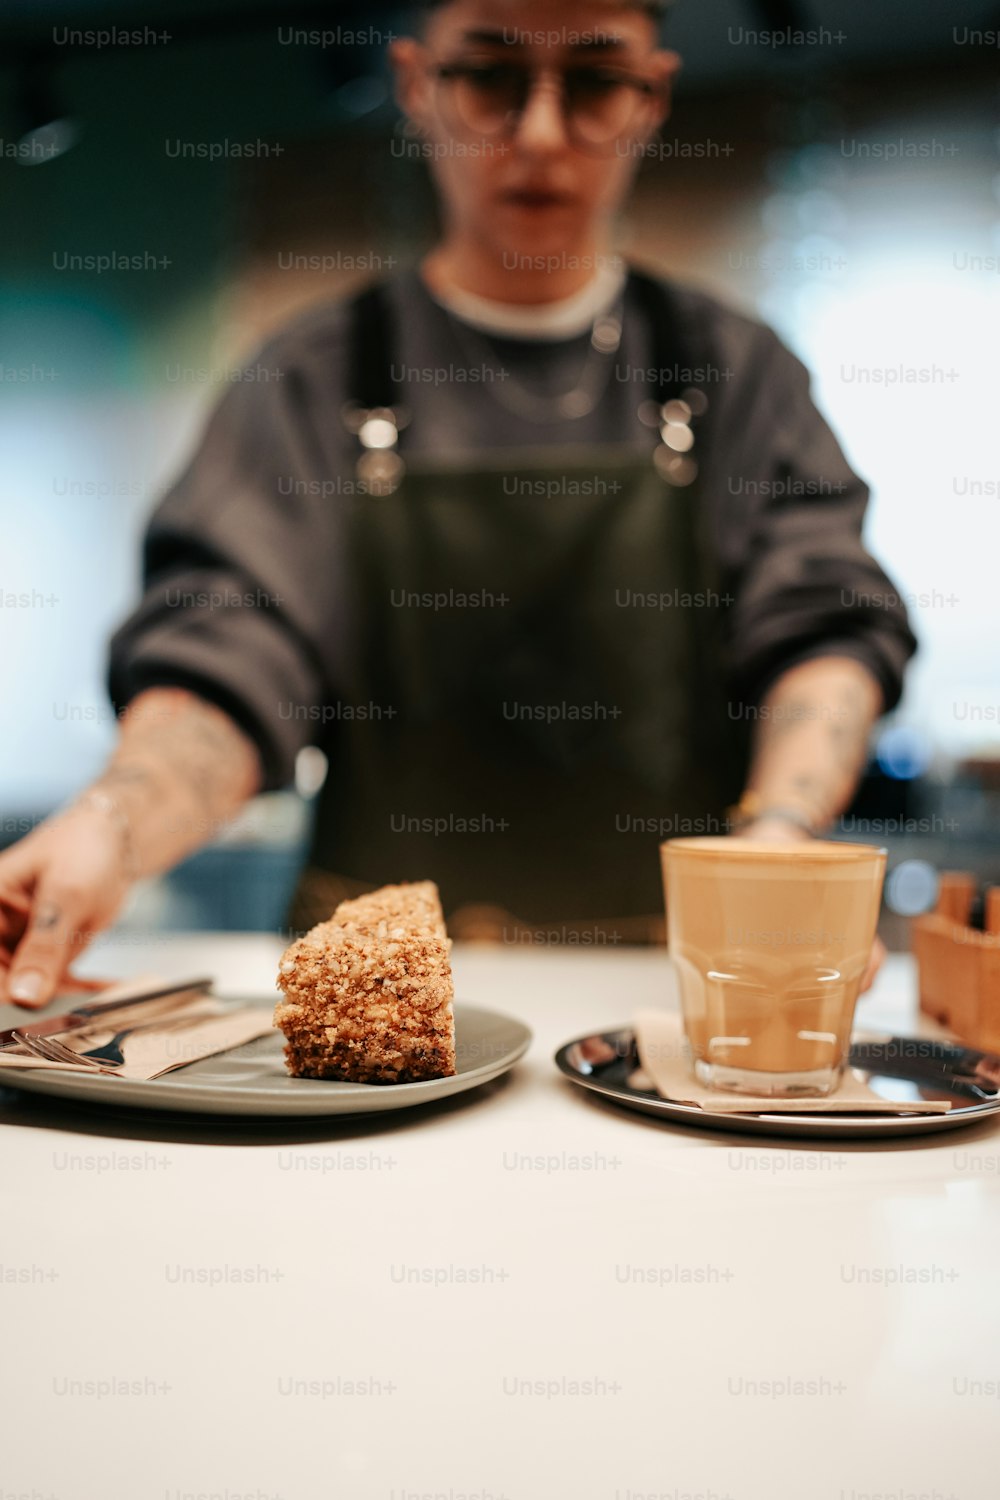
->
xmin=554 ymin=1028 xmax=1000 ymax=1139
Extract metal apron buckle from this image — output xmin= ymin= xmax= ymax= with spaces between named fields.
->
xmin=341 ymin=401 xmax=408 ymax=494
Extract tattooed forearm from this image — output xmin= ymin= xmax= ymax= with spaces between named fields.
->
xmin=127 ymin=702 xmax=247 ymax=816
xmin=742 ymin=657 xmax=883 ymax=833
xmin=70 ymin=688 xmax=262 ymax=878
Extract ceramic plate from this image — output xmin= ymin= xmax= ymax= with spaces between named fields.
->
xmin=0 ymin=1002 xmax=530 ymax=1118
xmin=555 ymin=1027 xmax=1000 ymax=1139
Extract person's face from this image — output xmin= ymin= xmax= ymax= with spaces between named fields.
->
xmin=392 ymin=0 xmax=679 ymax=265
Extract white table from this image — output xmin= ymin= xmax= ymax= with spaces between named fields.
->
xmin=2 ymin=939 xmax=997 ymax=1500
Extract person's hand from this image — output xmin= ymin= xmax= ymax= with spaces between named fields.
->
xmin=856 ymin=935 xmax=886 ymax=995
xmin=733 ymin=816 xmax=885 ymax=994
xmin=734 ymin=814 xmax=812 ymax=846
xmin=0 ymin=806 xmax=132 ymax=1008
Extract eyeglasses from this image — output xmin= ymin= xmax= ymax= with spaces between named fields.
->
xmin=431 ymin=58 xmax=662 ymax=155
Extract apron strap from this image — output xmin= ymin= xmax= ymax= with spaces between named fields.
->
xmin=625 ymin=268 xmax=698 ymax=406
xmin=347 ymin=281 xmax=401 ymax=412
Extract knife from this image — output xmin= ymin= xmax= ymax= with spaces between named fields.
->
xmin=0 ymin=976 xmax=214 ymax=1049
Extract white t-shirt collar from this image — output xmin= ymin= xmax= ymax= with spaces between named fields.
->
xmin=425 ymin=262 xmax=627 ymax=341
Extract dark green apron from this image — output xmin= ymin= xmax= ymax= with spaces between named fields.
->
xmin=290 ymin=276 xmax=745 ymax=940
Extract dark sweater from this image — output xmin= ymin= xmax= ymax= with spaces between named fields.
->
xmin=109 ymin=267 xmax=917 ymax=789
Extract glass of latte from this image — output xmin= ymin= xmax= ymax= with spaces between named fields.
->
xmin=661 ymin=837 xmax=887 ymax=1097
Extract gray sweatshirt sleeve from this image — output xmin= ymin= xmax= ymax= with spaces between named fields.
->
xmin=108 ymin=314 xmax=353 ymax=791
xmin=713 ymin=320 xmax=918 ymax=710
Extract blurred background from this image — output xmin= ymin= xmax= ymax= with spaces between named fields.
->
xmin=1 ymin=0 xmax=998 ymax=941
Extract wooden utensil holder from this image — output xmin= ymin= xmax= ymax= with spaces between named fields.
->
xmin=913 ymin=872 xmax=1000 ymax=1051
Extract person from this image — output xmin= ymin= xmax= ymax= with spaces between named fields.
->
xmin=0 ymin=0 xmax=915 ymax=1008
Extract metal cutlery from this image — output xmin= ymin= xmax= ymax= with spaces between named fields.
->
xmin=7 ymin=989 xmax=221 ymax=1071
xmin=15 ymin=1032 xmax=120 ymax=1073
xmin=0 ymin=983 xmax=275 ymax=1082
xmin=0 ymin=975 xmax=214 ymax=1052
xmin=80 ymin=1004 xmax=219 ymax=1069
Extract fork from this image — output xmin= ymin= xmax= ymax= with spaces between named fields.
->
xmin=13 ymin=1007 xmax=211 ymax=1072
xmin=78 ymin=1011 xmax=204 ymax=1068
xmin=14 ymin=1032 xmax=118 ymax=1072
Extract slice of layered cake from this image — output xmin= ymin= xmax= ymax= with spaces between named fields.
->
xmin=274 ymin=880 xmax=457 ymax=1083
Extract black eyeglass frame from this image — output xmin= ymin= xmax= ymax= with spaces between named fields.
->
xmin=429 ymin=57 xmax=665 ymax=156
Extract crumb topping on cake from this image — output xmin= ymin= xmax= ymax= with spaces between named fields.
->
xmin=274 ymin=881 xmax=457 ymax=1084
